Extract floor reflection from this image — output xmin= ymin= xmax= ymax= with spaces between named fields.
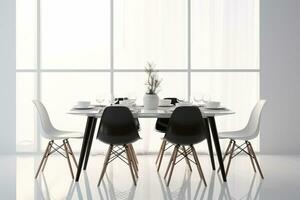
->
xmin=97 ymin=174 xmax=136 ymax=200
xmin=66 ymin=172 xmax=93 ymax=199
xmin=156 ymin=168 xmax=263 ymax=200
xmin=28 ymin=155 xmax=267 ymax=200
xmin=216 ymin=173 xmax=263 ymax=200
xmin=157 ymin=169 xmax=206 ymax=200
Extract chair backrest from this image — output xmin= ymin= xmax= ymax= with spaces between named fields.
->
xmin=32 ymin=100 xmax=56 ymax=138
xmin=165 ymin=106 xmax=208 ymax=145
xmin=244 ymin=100 xmax=266 ymax=138
xmin=97 ymin=106 xmax=140 ymax=145
xmin=155 ymin=97 xmax=180 ymax=132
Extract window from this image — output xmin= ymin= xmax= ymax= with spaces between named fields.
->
xmin=16 ymin=0 xmax=259 ymax=152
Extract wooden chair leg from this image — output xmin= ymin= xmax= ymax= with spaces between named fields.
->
xmin=191 ymin=145 xmax=207 ymax=186
xmin=156 ymin=140 xmax=166 ymax=164
xmin=125 ymin=145 xmax=137 ymax=186
xmin=225 ymin=140 xmax=236 ymax=177
xmin=35 ymin=141 xmax=52 ymax=179
xmin=248 ymin=142 xmax=264 ymax=179
xmin=98 ymin=145 xmax=113 ymax=186
xmin=129 ymin=144 xmax=139 ymax=165
xmin=63 ymin=140 xmax=74 ymax=179
xmin=157 ymin=140 xmax=167 ymax=172
xmin=218 ymin=140 xmax=233 ymax=172
xmin=66 ymin=139 xmax=78 ymax=168
xmin=182 ymin=146 xmax=192 ymax=172
xmin=167 ymin=145 xmax=179 ymax=186
xmin=164 ymin=145 xmax=177 ymax=179
xmin=128 ymin=145 xmax=139 ymax=178
xmin=246 ymin=141 xmax=256 ymax=172
xmin=41 ymin=140 xmax=53 ymax=172
xmin=128 ymin=144 xmax=138 ymax=170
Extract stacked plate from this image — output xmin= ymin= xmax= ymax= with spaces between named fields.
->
xmin=72 ymin=101 xmax=95 ymax=110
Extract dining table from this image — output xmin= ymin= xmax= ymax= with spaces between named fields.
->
xmin=68 ymin=105 xmax=235 ymax=183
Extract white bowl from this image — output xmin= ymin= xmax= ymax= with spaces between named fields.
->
xmin=206 ymin=101 xmax=221 ymax=108
xmin=76 ymin=101 xmax=91 ymax=107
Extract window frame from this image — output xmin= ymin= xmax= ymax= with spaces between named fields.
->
xmin=16 ymin=0 xmax=260 ymax=152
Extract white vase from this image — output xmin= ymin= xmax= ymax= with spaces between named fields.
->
xmin=143 ymin=94 xmax=159 ymax=110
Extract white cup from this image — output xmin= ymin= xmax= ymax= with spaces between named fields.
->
xmin=76 ymin=101 xmax=91 ymax=107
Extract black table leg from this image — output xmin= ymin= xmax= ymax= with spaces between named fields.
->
xmin=83 ymin=117 xmax=97 ymax=170
xmin=205 ymin=118 xmax=216 ymax=170
xmin=208 ymin=116 xmax=227 ymax=182
xmin=75 ymin=116 xmax=94 ymax=182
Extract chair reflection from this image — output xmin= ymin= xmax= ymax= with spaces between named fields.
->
xmin=217 ymin=173 xmax=263 ymax=200
xmin=157 ymin=170 xmax=263 ymax=200
xmin=35 ymin=172 xmax=89 ymax=200
xmin=34 ymin=165 xmax=262 ymax=200
xmin=66 ymin=172 xmax=91 ymax=199
xmin=97 ymin=174 xmax=137 ymax=200
xmin=158 ymin=169 xmax=207 ymax=200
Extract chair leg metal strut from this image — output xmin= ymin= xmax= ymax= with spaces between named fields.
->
xmin=164 ymin=144 xmax=207 ymax=187
xmin=218 ymin=139 xmax=264 ymax=179
xmin=97 ymin=144 xmax=139 ymax=187
xmin=35 ymin=139 xmax=78 ymax=179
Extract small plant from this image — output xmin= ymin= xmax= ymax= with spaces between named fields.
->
xmin=145 ymin=62 xmax=162 ymax=94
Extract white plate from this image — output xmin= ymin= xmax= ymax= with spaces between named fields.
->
xmin=72 ymin=105 xmax=95 ymax=110
xmin=205 ymin=106 xmax=226 ymax=110
xmin=159 ymin=104 xmax=174 ymax=107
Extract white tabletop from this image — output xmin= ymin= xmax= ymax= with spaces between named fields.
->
xmin=68 ymin=106 xmax=235 ymax=118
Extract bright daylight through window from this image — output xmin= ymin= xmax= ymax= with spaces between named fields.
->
xmin=16 ymin=0 xmax=259 ymax=153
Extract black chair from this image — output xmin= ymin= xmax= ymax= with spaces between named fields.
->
xmin=155 ymin=98 xmax=180 ymax=172
xmin=114 ymin=97 xmax=128 ymax=104
xmin=163 ymin=106 xmax=207 ymax=187
xmin=97 ymin=106 xmax=141 ymax=186
xmin=115 ymin=97 xmax=140 ymax=130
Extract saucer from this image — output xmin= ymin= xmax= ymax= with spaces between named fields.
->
xmin=205 ymin=106 xmax=226 ymax=110
xmin=72 ymin=105 xmax=95 ymax=110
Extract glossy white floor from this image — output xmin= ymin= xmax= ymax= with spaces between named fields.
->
xmin=0 ymin=154 xmax=299 ymax=200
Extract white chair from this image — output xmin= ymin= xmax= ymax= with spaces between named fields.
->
xmin=218 ymin=100 xmax=266 ymax=179
xmin=33 ymin=100 xmax=83 ymax=179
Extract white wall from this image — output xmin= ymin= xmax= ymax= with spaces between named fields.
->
xmin=260 ymin=0 xmax=300 ymax=154
xmin=0 ymin=0 xmax=16 ymax=154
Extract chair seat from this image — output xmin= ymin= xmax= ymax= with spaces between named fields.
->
xmin=44 ymin=130 xmax=83 ymax=140
xmin=218 ymin=130 xmax=256 ymax=140
xmin=100 ymin=136 xmax=141 ymax=146
xmin=164 ymin=134 xmax=205 ymax=145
